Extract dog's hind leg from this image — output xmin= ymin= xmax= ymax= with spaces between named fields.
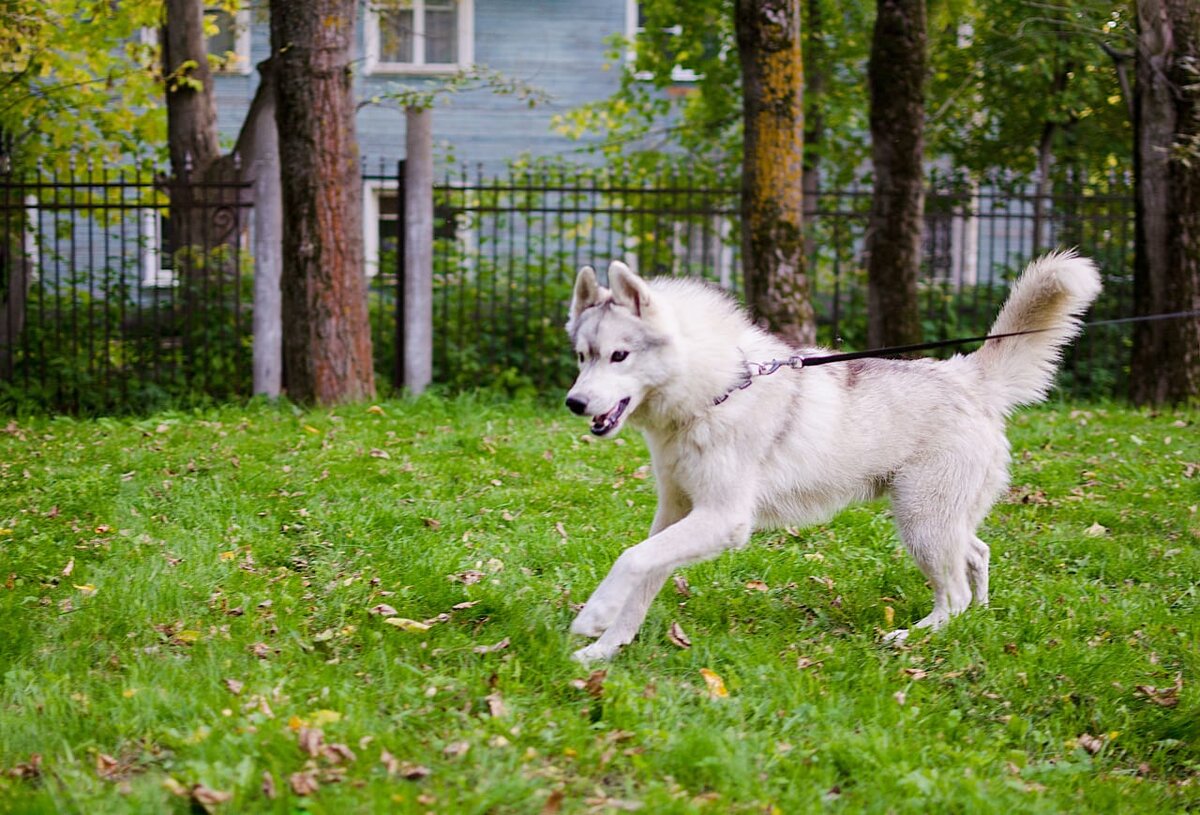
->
xmin=966 ymin=535 xmax=990 ymax=607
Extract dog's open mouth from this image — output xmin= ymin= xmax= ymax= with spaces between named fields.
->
xmin=591 ymin=398 xmax=631 ymax=436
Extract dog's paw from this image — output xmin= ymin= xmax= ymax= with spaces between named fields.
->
xmin=572 ymin=641 xmax=621 ymax=664
xmin=570 ymin=600 xmax=618 ymax=638
xmin=882 ymin=628 xmax=910 ymax=646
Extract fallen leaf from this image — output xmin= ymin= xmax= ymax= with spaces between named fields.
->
xmin=250 ymin=642 xmax=271 ymax=659
xmin=1077 ymin=733 xmax=1104 ymax=755
xmin=894 ymin=691 xmax=907 ymax=705
xmin=73 ymin=584 xmax=97 ymax=596
xmin=289 ymin=770 xmax=319 ymax=796
xmin=451 ymin=601 xmax=479 ymax=610
xmin=261 ymin=771 xmax=277 ymax=800
xmin=423 ymin=517 xmax=441 ymax=529
xmin=380 ymin=749 xmax=401 ymax=777
xmin=902 ymin=668 xmax=928 ymax=680
xmin=796 ymin=657 xmax=823 ymax=670
xmin=95 ymin=753 xmax=119 ymax=779
xmin=1135 ymin=673 xmax=1183 ymax=707
xmin=366 ymin=405 xmax=386 ymax=415
xmin=473 ymin=637 xmax=510 ymax=654
xmin=398 ymin=761 xmax=431 ymax=780
xmin=369 ymin=448 xmax=390 ymax=459
xmin=298 ymin=727 xmax=324 ymax=757
xmin=369 ymin=603 xmax=398 ymax=617
xmin=310 ymin=709 xmax=342 ymax=726
xmin=1085 ymin=522 xmax=1108 ymax=537
xmin=745 ymin=580 xmax=769 ymax=592
xmin=485 ymin=692 xmax=506 ymax=717
xmin=452 ymin=570 xmax=484 ymax=585
xmin=223 ymin=678 xmax=244 ymax=696
xmin=884 ymin=606 xmax=895 ymax=628
xmin=672 ymin=574 xmax=691 ymax=597
xmin=570 ymin=669 xmax=607 ymax=698
xmin=323 ymin=743 xmax=356 ymax=764
xmin=542 ymin=788 xmax=565 ymax=814
xmin=384 ymin=618 xmax=431 ymax=632
xmin=554 ymin=522 xmax=568 ymax=539
xmin=62 ymin=559 xmax=74 ymax=577
xmin=190 ymin=783 xmax=232 ymax=805
xmin=700 ymin=668 xmax=728 ymax=698
xmin=667 ymin=621 xmax=691 ymax=649
xmin=443 ymin=740 xmax=471 ymax=758
xmin=162 ymin=776 xmax=188 ymax=797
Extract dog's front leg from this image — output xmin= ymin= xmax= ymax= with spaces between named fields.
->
xmin=572 ymin=508 xmax=752 ymax=663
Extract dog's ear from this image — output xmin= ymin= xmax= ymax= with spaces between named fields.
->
xmin=608 ymin=261 xmax=653 ymax=318
xmin=568 ymin=266 xmax=603 ymax=330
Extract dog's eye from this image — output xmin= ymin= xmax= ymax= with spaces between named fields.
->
xmin=611 ymin=350 xmax=629 ymax=363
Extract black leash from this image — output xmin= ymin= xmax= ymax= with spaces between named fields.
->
xmin=712 ymin=308 xmax=1200 ymax=405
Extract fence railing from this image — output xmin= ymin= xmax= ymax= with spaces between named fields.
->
xmin=3 ymin=160 xmax=1133 ymax=413
xmin=364 ymin=165 xmax=1133 ymax=400
xmin=0 ymin=163 xmax=252 ymax=413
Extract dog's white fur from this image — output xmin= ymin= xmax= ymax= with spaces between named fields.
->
xmin=564 ymin=251 xmax=1102 ymax=662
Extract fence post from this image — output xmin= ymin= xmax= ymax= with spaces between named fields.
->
xmin=402 ymin=106 xmax=433 ymax=394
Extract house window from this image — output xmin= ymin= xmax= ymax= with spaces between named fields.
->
xmin=625 ymin=0 xmax=710 ymax=83
xmin=206 ymin=7 xmax=252 ymax=74
xmin=363 ymin=182 xmax=469 ymax=279
xmin=141 ymin=210 xmax=177 ymax=288
xmin=365 ymin=0 xmax=474 ymax=74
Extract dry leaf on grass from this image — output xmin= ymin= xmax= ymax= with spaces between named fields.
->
xmin=1135 ymin=673 xmax=1183 ymax=707
xmin=322 ymin=744 xmax=356 ymax=764
xmin=452 ymin=600 xmax=479 ymax=610
xmin=485 ymin=692 xmax=506 ymax=717
xmin=384 ymin=618 xmax=431 ymax=632
xmin=298 ymin=727 xmax=324 ymax=757
xmin=672 ymin=574 xmax=691 ymax=597
xmin=699 ymin=668 xmax=728 ymax=699
xmin=261 ymin=771 xmax=277 ymax=800
xmin=745 ymin=580 xmax=769 ymax=592
xmin=473 ymin=637 xmax=510 ymax=654
xmin=289 ymin=770 xmax=319 ymax=796
xmin=443 ymin=740 xmax=471 ymax=759
xmin=368 ymin=604 xmax=398 ymax=617
xmin=667 ymin=622 xmax=691 ymax=649
xmin=223 ymin=678 xmax=243 ymax=696
xmin=1077 ymin=733 xmax=1105 ymax=755
xmin=190 ymin=783 xmax=232 ymax=806
xmin=569 ymin=669 xmax=607 ymax=699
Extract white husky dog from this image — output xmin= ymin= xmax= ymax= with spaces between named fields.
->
xmin=563 ymin=251 xmax=1101 ymax=663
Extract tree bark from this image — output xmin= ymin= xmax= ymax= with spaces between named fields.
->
xmin=1131 ymin=0 xmax=1200 ymax=405
xmin=735 ymin=0 xmax=815 ymax=348
xmin=270 ymin=0 xmax=375 ymax=404
xmin=865 ymin=0 xmax=926 ymax=349
xmin=162 ymin=0 xmax=222 ymax=179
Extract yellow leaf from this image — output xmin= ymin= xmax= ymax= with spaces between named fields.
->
xmin=310 ymin=709 xmax=342 ymax=726
xmin=73 ymin=584 xmax=97 ymax=596
xmin=700 ymin=668 xmax=729 ymax=698
xmin=175 ymin=630 xmax=201 ymax=643
xmin=367 ymin=405 xmax=386 ymax=415
xmin=884 ymin=606 xmax=895 ymax=628
xmin=0 ymin=528 xmax=13 ymax=535
xmin=304 ymin=425 xmax=321 ymax=434
xmin=123 ymin=688 xmax=138 ymax=698
xmin=219 ymin=550 xmax=236 ymax=561
xmin=384 ymin=617 xmax=431 ymax=632
xmin=288 ymin=715 xmax=305 ymax=731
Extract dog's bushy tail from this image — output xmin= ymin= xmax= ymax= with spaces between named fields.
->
xmin=973 ymin=250 xmax=1102 ymax=412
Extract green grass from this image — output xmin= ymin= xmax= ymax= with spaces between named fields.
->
xmin=0 ymin=395 xmax=1197 ymax=814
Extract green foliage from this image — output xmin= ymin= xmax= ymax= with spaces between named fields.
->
xmin=0 ymin=0 xmax=167 ymax=171
xmin=0 ymin=398 xmax=1196 ymax=811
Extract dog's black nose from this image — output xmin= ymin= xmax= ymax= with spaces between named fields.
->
xmin=565 ymin=396 xmax=588 ymax=415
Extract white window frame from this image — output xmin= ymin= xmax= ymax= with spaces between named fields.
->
xmin=363 ymin=180 xmax=475 ymax=279
xmin=206 ymin=6 xmax=253 ymax=75
xmin=364 ymin=0 xmax=474 ymax=76
xmin=625 ymin=0 xmax=701 ymax=83
xmin=140 ymin=210 xmax=177 ymax=288
xmin=137 ymin=7 xmax=252 ymax=75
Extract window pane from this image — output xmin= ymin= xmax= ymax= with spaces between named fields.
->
xmin=206 ymin=9 xmax=238 ymax=61
xmin=380 ymin=9 xmax=415 ymax=63
xmin=425 ymin=1 xmax=457 ymax=64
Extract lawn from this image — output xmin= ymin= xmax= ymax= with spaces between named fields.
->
xmin=0 ymin=395 xmax=1197 ymax=814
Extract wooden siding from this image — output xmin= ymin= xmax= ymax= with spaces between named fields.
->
xmin=212 ymin=1 xmax=628 ymax=171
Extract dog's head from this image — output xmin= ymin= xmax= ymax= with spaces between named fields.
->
xmin=564 ymin=261 xmax=671 ymax=437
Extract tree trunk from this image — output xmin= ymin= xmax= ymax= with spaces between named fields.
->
xmin=735 ymin=0 xmax=815 ymax=348
xmin=801 ymin=0 xmax=825 ymax=261
xmin=270 ymin=0 xmax=375 ymax=404
xmin=865 ymin=0 xmax=926 ymax=349
xmin=1131 ymin=0 xmax=1200 ymax=405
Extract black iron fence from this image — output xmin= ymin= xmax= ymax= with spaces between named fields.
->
xmin=365 ymin=165 xmax=1133 ymax=399
xmin=3 ymin=159 xmax=1133 ymax=413
xmin=0 ymin=162 xmax=252 ymax=413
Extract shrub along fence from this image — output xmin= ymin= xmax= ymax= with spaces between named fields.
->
xmin=1 ymin=159 xmax=1132 ymax=413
